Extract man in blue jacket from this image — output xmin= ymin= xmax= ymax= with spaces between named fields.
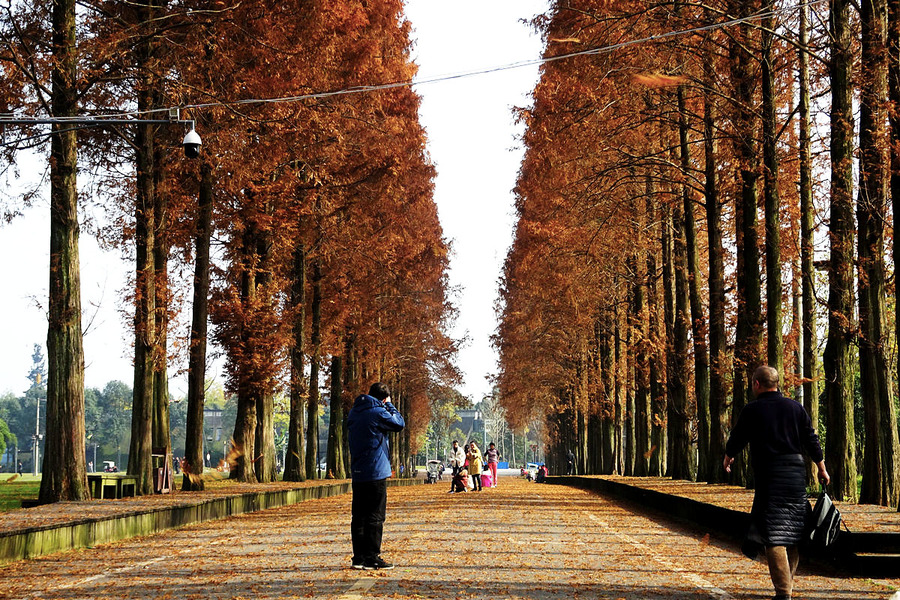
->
xmin=347 ymin=382 xmax=405 ymax=570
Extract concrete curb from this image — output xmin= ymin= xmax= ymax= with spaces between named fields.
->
xmin=548 ymin=476 xmax=751 ymax=538
xmin=0 ymin=478 xmax=420 ymax=565
xmin=548 ymin=475 xmax=900 ymax=577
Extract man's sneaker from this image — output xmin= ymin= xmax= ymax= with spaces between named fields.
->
xmin=351 ymin=558 xmax=365 ymax=570
xmin=363 ymin=556 xmax=394 ymax=570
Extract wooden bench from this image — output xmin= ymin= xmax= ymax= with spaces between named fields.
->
xmin=87 ymin=474 xmax=137 ymax=499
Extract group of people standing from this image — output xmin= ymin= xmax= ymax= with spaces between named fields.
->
xmin=446 ymin=439 xmax=500 ymax=492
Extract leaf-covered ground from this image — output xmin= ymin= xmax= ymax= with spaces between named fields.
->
xmin=0 ymin=478 xmax=897 ymax=599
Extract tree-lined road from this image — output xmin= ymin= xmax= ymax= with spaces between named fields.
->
xmin=1 ymin=479 xmax=897 ymax=599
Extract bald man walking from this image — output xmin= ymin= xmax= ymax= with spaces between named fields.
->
xmin=724 ymin=366 xmax=830 ymax=600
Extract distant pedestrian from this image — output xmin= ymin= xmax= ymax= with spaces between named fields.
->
xmin=347 ymin=382 xmax=405 ymax=570
xmin=88 ymin=461 xmax=94 ymax=473
xmin=450 ymin=466 xmax=469 ymax=493
xmin=448 ymin=440 xmax=465 ymax=477
xmin=17 ymin=461 xmax=23 ymax=475
xmin=723 ymin=365 xmax=830 ymax=600
xmin=485 ymin=442 xmax=501 ymax=487
xmin=566 ymin=449 xmax=576 ymax=475
xmin=467 ymin=441 xmax=483 ymax=491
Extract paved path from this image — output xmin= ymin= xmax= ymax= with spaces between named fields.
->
xmin=0 ymin=479 xmax=897 ymax=599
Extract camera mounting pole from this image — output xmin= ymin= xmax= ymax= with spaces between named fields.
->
xmin=0 ymin=109 xmax=201 ymax=157
xmin=0 ymin=118 xmax=194 ymax=126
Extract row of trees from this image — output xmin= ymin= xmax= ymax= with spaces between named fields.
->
xmin=0 ymin=1 xmax=457 ymax=501
xmin=1 ymin=382 xmax=130 ymax=474
xmin=0 ymin=356 xmax=235 ymax=475
xmin=1 ymin=373 xmax=307 ymax=475
xmin=497 ymin=0 xmax=900 ymax=508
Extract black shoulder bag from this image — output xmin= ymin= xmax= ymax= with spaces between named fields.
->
xmin=807 ymin=488 xmax=844 ymax=553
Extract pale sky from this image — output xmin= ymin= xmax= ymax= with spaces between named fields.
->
xmin=0 ymin=1 xmax=550 ymax=404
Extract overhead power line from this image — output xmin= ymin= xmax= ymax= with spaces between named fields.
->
xmin=167 ymin=0 xmax=830 ymax=115
xmin=0 ymin=0 xmax=826 ymax=131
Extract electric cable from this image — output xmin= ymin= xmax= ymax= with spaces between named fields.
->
xmin=173 ymin=0 xmax=827 ymax=114
xmin=0 ymin=0 xmax=827 ymax=127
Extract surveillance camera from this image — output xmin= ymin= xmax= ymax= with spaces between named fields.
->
xmin=182 ymin=128 xmax=202 ymax=158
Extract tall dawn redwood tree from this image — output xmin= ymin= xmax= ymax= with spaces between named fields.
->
xmin=798 ymin=0 xmax=820 ymax=485
xmin=183 ymin=162 xmax=214 ymax=491
xmin=890 ymin=0 xmax=900 ymax=512
xmin=823 ymin=0 xmax=858 ymax=502
xmin=858 ymin=0 xmax=900 ymax=507
xmin=729 ymin=0 xmax=763 ymax=488
xmin=40 ymin=0 xmax=88 ymax=503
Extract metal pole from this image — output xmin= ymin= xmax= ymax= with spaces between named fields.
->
xmin=0 ymin=117 xmax=194 ymax=126
xmin=33 ymin=398 xmax=40 ymax=476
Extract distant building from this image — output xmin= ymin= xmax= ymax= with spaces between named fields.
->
xmin=457 ymin=409 xmax=483 ymax=443
xmin=204 ymin=407 xmax=224 ymax=442
xmin=204 ymin=408 xmax=226 ymax=461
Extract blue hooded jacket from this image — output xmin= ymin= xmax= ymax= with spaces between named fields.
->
xmin=347 ymin=394 xmax=406 ymax=482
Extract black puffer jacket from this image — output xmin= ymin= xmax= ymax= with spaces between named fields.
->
xmin=726 ymin=391 xmax=823 ymax=548
xmin=751 ymin=453 xmax=810 ymax=546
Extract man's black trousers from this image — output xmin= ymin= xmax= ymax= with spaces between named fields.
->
xmin=351 ymin=478 xmax=387 ymax=562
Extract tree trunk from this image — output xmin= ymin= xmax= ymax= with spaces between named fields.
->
xmin=231 ymin=381 xmax=258 ymax=484
xmin=632 ymin=199 xmax=651 ymax=477
xmin=823 ymin=0 xmax=858 ymax=502
xmin=762 ymin=0 xmax=784 ymax=376
xmin=390 ymin=376 xmax=403 ymax=475
xmin=614 ymin=298 xmax=626 ymax=475
xmin=662 ymin=197 xmax=676 ymax=478
xmin=590 ymin=322 xmax=604 ymax=474
xmin=327 ymin=353 xmax=347 ymax=479
xmin=729 ymin=9 xmax=762 ymax=487
xmin=152 ymin=141 xmax=170 ymax=461
xmin=888 ymin=0 xmax=900 ymax=514
xmin=600 ymin=311 xmax=616 ymax=474
xmin=858 ymin=0 xmax=900 ymax=506
xmin=678 ymin=87 xmax=708 ymax=481
xmin=230 ymin=226 xmax=259 ymax=484
xmin=128 ymin=102 xmax=156 ymax=496
xmin=306 ymin=259 xmax=323 ymax=478
xmin=127 ymin=0 xmax=168 ymax=496
xmin=799 ymin=0 xmax=820 ymax=485
xmin=255 ymin=389 xmax=276 ymax=482
xmin=39 ymin=0 xmax=87 ymax=503
xmin=669 ymin=198 xmax=695 ymax=481
xmin=342 ymin=334 xmax=356 ymax=477
xmin=254 ymin=211 xmax=276 ymax=484
xmin=703 ymin=50 xmax=728 ymax=483
xmin=183 ymin=162 xmax=213 ymax=491
xmin=624 ymin=266 xmax=637 ymax=477
xmin=646 ymin=173 xmax=665 ymax=477
xmin=284 ymin=237 xmax=307 ymax=482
